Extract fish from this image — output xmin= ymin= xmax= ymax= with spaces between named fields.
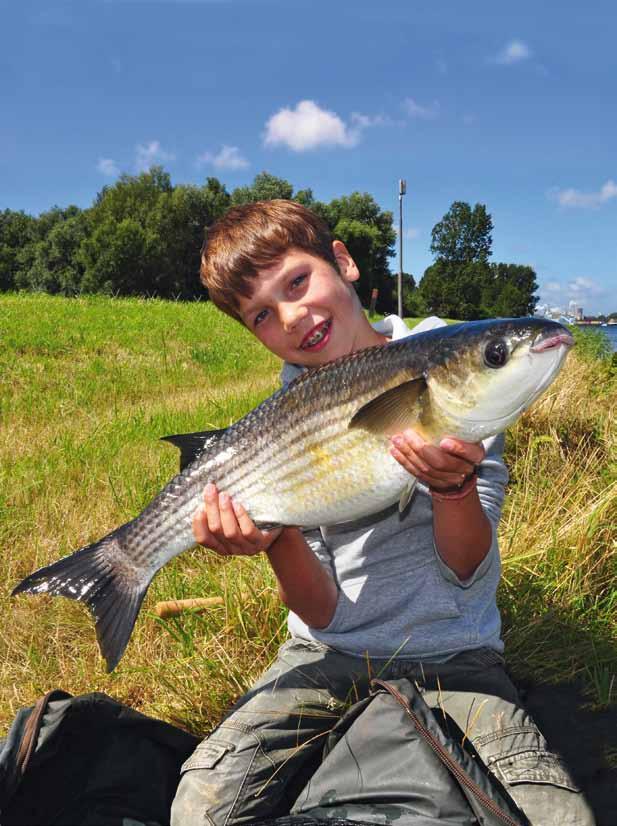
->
xmin=12 ymin=317 xmax=574 ymax=671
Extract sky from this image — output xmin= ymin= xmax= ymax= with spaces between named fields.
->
xmin=1 ymin=0 xmax=616 ymax=315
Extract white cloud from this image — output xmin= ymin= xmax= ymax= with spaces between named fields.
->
xmin=264 ymin=100 xmax=360 ymax=152
xmin=495 ymin=39 xmax=531 ymax=65
xmin=135 ymin=140 xmax=175 ymax=172
xmin=350 ymin=112 xmax=390 ymax=129
xmin=551 ymin=179 xmax=617 ymax=209
xmin=402 ymin=98 xmax=440 ymax=119
xmin=567 ymin=276 xmax=604 ymax=296
xmin=197 ymin=145 xmax=249 ymax=170
xmin=97 ymin=158 xmax=119 ymax=177
xmin=544 ymin=281 xmax=562 ymax=293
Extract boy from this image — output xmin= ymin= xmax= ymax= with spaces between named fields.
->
xmin=171 ymin=200 xmax=593 ymax=826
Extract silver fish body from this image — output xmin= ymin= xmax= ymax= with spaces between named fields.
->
xmin=13 ymin=317 xmax=574 ymax=671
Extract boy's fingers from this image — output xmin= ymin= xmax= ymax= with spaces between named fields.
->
xmin=232 ymin=500 xmax=262 ymax=543
xmin=219 ymin=492 xmax=241 ymax=541
xmin=203 ymin=483 xmax=223 ymax=535
xmin=440 ymin=437 xmax=485 ymax=465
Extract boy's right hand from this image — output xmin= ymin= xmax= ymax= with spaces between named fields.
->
xmin=192 ymin=483 xmax=283 ymax=556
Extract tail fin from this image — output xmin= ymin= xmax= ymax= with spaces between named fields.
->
xmin=12 ymin=532 xmax=152 ymax=672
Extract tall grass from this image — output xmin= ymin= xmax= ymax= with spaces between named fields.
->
xmin=0 ymin=294 xmax=615 ymax=735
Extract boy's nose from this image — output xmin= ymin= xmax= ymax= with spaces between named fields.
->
xmin=280 ymin=303 xmax=308 ymax=332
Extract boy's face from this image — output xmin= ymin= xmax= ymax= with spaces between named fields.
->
xmin=237 ymin=241 xmax=385 ymax=366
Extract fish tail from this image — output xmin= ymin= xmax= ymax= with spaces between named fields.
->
xmin=12 ymin=530 xmax=152 ymax=673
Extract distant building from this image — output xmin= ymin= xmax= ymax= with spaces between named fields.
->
xmin=576 ymin=307 xmax=583 ymax=320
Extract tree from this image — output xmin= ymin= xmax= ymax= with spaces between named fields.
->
xmin=231 ymin=172 xmax=294 ymax=205
xmin=419 ymin=201 xmax=495 ymax=320
xmin=430 ymin=202 xmax=493 ymax=264
xmin=80 ymin=170 xmax=230 ymax=297
xmin=321 ymin=193 xmax=396 ymax=312
xmin=0 ymin=210 xmax=35 ymax=290
xmin=419 ymin=260 xmax=491 ymax=320
xmin=488 ymin=263 xmax=538 ymax=317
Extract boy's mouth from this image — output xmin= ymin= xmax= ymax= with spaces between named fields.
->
xmin=300 ymin=318 xmax=332 ymax=351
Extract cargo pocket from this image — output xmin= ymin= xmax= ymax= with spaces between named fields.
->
xmin=180 ymin=738 xmax=237 ymax=773
xmin=175 ymin=724 xmax=276 ymax=826
xmin=491 ymin=747 xmax=581 ymax=792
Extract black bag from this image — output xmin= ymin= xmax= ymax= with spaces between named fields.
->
xmin=283 ymin=678 xmax=530 ymax=826
xmin=0 ymin=689 xmax=200 ymax=826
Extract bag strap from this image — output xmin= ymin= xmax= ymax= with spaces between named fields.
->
xmin=15 ymin=690 xmax=72 ymax=777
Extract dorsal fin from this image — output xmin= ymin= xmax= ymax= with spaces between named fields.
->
xmin=349 ymin=378 xmax=427 ymax=437
xmin=161 ymin=428 xmax=228 ymax=471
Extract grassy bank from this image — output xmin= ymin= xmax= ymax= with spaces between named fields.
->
xmin=0 ymin=293 xmax=615 ymax=734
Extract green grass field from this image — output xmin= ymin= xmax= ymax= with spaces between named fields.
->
xmin=1 ymin=293 xmax=615 ymax=735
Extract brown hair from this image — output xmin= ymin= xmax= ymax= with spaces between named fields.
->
xmin=200 ymin=200 xmax=338 ymax=322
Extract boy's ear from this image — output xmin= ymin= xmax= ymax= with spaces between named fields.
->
xmin=332 ymin=240 xmax=360 ymax=284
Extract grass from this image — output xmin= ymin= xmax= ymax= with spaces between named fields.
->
xmin=0 ymin=293 xmax=615 ymax=734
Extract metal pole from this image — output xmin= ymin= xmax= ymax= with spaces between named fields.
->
xmin=398 ymin=179 xmax=406 ymax=318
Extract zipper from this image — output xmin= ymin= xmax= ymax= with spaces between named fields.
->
xmin=372 ymin=679 xmax=525 ymax=826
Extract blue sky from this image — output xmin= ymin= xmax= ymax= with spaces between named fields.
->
xmin=2 ymin=0 xmax=616 ymax=314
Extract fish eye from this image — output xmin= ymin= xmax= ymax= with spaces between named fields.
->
xmin=484 ymin=339 xmax=508 ymax=368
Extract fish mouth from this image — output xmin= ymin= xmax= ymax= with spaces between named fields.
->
xmin=301 ymin=318 xmax=332 ymax=351
xmin=530 ymin=331 xmax=575 ymax=353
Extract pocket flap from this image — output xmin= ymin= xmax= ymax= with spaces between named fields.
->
xmin=494 ymin=750 xmax=580 ymax=792
xmin=181 ymin=740 xmax=235 ymax=772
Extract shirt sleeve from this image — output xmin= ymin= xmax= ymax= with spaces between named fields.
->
xmin=302 ymin=528 xmax=337 ymax=580
xmin=433 ymin=433 xmax=508 ymax=588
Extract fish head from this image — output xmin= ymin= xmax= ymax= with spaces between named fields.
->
xmin=424 ymin=317 xmax=574 ymax=441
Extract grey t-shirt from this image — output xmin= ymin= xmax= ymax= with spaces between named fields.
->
xmin=281 ymin=316 xmax=507 ymax=660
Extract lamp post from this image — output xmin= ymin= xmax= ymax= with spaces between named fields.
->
xmin=398 ymin=179 xmax=406 ymax=318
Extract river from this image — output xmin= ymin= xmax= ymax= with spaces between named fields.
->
xmin=577 ymin=324 xmax=617 ymax=353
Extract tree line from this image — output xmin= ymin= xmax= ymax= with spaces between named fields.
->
xmin=0 ymin=169 xmax=538 ymax=319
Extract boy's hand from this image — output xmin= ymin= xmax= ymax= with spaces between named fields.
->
xmin=192 ymin=483 xmax=282 ymax=556
xmin=389 ymin=429 xmax=484 ymax=492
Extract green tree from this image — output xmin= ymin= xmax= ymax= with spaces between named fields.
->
xmin=420 ymin=201 xmax=494 ymax=320
xmin=487 ymin=263 xmax=538 ymax=317
xmin=0 ymin=210 xmax=35 ymax=290
xmin=430 ymin=202 xmax=493 ymax=264
xmin=321 ymin=193 xmax=396 ymax=312
xmin=419 ymin=260 xmax=491 ymax=320
xmin=231 ymin=172 xmax=294 ymax=205
xmin=80 ymin=170 xmax=230 ymax=297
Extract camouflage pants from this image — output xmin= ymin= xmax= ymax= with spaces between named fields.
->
xmin=171 ymin=639 xmax=595 ymax=826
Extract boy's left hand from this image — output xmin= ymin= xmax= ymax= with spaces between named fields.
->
xmin=389 ymin=429 xmax=484 ymax=491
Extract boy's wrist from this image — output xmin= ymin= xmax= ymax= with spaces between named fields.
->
xmin=429 ymin=472 xmax=478 ymax=502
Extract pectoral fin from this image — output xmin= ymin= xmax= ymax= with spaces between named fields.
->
xmin=349 ymin=378 xmax=427 ymax=437
xmin=399 ymin=478 xmax=417 ymax=513
xmin=161 ymin=428 xmax=228 ymax=471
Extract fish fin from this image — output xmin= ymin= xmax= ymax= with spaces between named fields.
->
xmin=349 ymin=378 xmax=427 ymax=436
xmin=12 ymin=531 xmax=152 ymax=673
xmin=161 ymin=428 xmax=227 ymax=471
xmin=399 ymin=478 xmax=418 ymax=513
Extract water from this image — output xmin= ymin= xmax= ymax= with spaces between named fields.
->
xmin=578 ymin=324 xmax=617 ymax=353
xmin=601 ymin=324 xmax=617 ymax=352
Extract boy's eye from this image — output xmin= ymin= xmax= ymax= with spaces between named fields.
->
xmin=254 ymin=309 xmax=268 ymax=327
xmin=290 ymin=274 xmax=307 ymax=290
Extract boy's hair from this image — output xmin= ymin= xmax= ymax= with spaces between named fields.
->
xmin=200 ymin=199 xmax=338 ymax=322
